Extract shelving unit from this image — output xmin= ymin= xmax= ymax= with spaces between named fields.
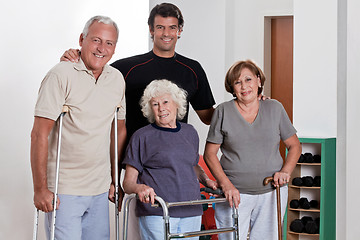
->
xmin=284 ymin=138 xmax=336 ymax=240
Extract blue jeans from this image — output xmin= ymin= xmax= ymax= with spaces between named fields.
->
xmin=139 ymin=215 xmax=202 ymax=240
xmin=45 ymin=192 xmax=109 ymax=240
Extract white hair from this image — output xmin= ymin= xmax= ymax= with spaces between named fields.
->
xmin=82 ymin=15 xmax=119 ymax=42
xmin=140 ymin=79 xmax=188 ymax=123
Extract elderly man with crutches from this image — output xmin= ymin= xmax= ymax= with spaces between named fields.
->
xmin=30 ymin=15 xmax=126 ymax=240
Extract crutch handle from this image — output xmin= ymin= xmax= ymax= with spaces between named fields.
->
xmin=263 ymin=176 xmax=274 ymax=186
xmin=62 ymin=105 xmax=69 ymax=113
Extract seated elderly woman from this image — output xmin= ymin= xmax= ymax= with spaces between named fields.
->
xmin=122 ymin=79 xmax=216 ymax=240
xmin=204 ymin=60 xmax=301 ymax=240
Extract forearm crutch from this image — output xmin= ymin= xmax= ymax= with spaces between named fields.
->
xmin=113 ymin=106 xmax=120 ymax=240
xmin=263 ymin=176 xmax=282 ymax=240
xmin=33 ymin=105 xmax=69 ymax=240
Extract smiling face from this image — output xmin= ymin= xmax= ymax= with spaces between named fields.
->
xmin=150 ymin=94 xmax=178 ymax=128
xmin=79 ymin=21 xmax=117 ymax=79
xmin=150 ymin=16 xmax=181 ymax=57
xmin=233 ymin=67 xmax=261 ymax=104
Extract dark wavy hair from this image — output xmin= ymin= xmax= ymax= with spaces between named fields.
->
xmin=148 ymin=3 xmax=184 ymax=31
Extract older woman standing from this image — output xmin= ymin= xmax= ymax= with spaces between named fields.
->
xmin=123 ymin=79 xmax=215 ymax=240
xmin=204 ymin=60 xmax=301 ymax=240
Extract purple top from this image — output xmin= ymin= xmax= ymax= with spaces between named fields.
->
xmin=123 ymin=122 xmax=203 ymax=217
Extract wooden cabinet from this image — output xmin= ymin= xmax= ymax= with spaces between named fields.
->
xmin=284 ymin=138 xmax=336 ymax=240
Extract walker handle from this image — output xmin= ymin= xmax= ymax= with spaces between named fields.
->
xmin=200 ymin=187 xmax=224 ymax=196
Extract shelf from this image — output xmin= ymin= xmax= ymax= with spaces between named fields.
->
xmin=288 ymin=231 xmax=319 ymax=236
xmin=289 ymin=207 xmax=320 ymax=213
xmin=289 ymin=185 xmax=320 ymax=190
xmin=284 ymin=137 xmax=336 ymax=240
xmin=297 ymin=163 xmax=321 ymax=166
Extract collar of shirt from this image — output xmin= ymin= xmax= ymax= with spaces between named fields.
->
xmin=73 ymin=58 xmax=111 ymax=78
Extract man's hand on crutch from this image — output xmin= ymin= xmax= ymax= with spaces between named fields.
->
xmin=108 ymin=182 xmax=125 ymax=211
xmin=34 ymin=188 xmax=60 ymax=213
xmin=109 ymin=119 xmax=126 ymax=211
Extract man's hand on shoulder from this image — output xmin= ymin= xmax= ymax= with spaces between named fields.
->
xmin=60 ymin=48 xmax=80 ymax=62
xmin=258 ymin=94 xmax=270 ymax=101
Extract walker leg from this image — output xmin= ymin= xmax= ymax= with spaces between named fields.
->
xmin=232 ymin=207 xmax=239 ymax=240
xmin=122 ymin=195 xmax=136 ymax=240
xmin=164 ymin=216 xmax=170 ymax=240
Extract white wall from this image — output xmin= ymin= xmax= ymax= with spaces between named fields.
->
xmin=293 ymin=0 xmax=337 ymax=137
xmin=230 ymin=0 xmax=293 ymax=65
xmin=344 ymin=0 xmax=360 ymax=238
xmin=337 ymin=0 xmax=347 ymax=238
xmin=0 ymin=1 xmax=148 ymax=239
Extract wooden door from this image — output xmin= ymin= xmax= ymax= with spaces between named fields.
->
xmin=270 ymin=17 xmax=293 ymax=160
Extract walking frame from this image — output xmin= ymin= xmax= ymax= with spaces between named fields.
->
xmin=123 ymin=189 xmax=240 ymax=240
xmin=33 ymin=105 xmax=69 ymax=240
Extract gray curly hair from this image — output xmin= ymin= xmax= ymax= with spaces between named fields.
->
xmin=140 ymin=79 xmax=188 ymax=123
